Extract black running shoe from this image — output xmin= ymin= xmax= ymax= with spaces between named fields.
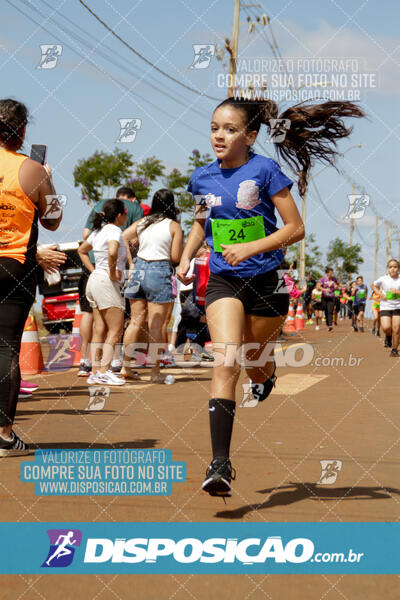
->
xmin=384 ymin=335 xmax=392 ymax=348
xmin=359 ymin=326 xmax=364 ymax=333
xmin=376 ymin=331 xmax=381 ymax=337
xmin=0 ymin=431 xmax=29 ymax=457
xmin=352 ymin=324 xmax=358 ymax=332
xmin=371 ymin=328 xmax=376 ymax=335
xmin=390 ymin=349 xmax=399 ymax=358
xmin=202 ymin=457 xmax=236 ymax=497
xmin=77 ymin=362 xmax=91 ymax=377
xmin=250 ymin=362 xmax=277 ymax=403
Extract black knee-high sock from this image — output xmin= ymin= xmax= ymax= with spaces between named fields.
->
xmin=209 ymin=398 xmax=236 ymax=459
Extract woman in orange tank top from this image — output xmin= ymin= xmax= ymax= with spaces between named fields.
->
xmin=0 ymin=99 xmax=63 ymax=456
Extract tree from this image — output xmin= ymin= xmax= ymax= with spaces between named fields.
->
xmin=165 ymin=149 xmax=213 ymax=232
xmin=128 ymin=157 xmax=166 ymax=202
xmin=286 ymin=233 xmax=324 ymax=280
xmin=127 ymin=177 xmax=151 ymax=202
xmin=326 ymin=237 xmax=364 ymax=282
xmin=135 ymin=156 xmax=165 ymax=182
xmin=73 ymin=148 xmax=134 ymax=204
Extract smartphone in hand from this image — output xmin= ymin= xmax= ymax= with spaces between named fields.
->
xmin=30 ymin=144 xmax=47 ymax=164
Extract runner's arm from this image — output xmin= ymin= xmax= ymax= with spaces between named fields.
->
xmin=108 ymin=240 xmax=120 ymax=281
xmin=371 ymin=282 xmax=385 ymax=299
xmin=176 ymin=219 xmax=205 ymax=284
xmin=122 ymin=221 xmax=139 ymax=246
xmin=78 ymin=240 xmax=95 ymax=273
xmin=170 ymin=221 xmax=184 ymax=266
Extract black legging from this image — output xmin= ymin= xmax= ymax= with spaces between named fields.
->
xmin=0 ymin=258 xmax=36 ymax=426
xmin=322 ymin=297 xmax=335 ymax=327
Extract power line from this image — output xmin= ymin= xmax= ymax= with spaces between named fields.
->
xmin=9 ymin=0 xmax=210 ymax=140
xmin=78 ymin=0 xmax=220 ymax=102
xmin=33 ymin=0 xmax=213 ymax=122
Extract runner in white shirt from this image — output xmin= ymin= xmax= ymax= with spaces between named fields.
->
xmin=371 ymin=259 xmax=400 ymax=357
xmin=78 ymin=199 xmax=132 ymax=384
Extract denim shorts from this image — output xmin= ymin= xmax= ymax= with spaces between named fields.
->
xmin=125 ymin=257 xmax=173 ymax=303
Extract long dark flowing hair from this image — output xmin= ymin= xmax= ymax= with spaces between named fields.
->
xmin=215 ymin=97 xmax=365 ymax=197
xmin=139 ymin=188 xmax=178 ymax=233
xmin=91 ymin=198 xmax=125 ymax=231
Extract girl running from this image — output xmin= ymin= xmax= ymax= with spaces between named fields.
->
xmin=318 ymin=267 xmax=338 ymax=332
xmin=312 ymin=282 xmax=324 ymax=330
xmin=78 ymin=199 xmax=130 ymax=385
xmin=348 ymin=281 xmax=357 ymax=330
xmin=353 ymin=275 xmax=368 ymax=332
xmin=339 ymin=285 xmax=347 ymax=320
xmin=369 ymin=289 xmax=381 ymax=337
xmin=371 ymin=259 xmax=400 ymax=357
xmin=177 ymin=96 xmax=364 ymax=497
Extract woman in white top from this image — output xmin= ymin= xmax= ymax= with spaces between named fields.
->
xmin=122 ymin=189 xmax=183 ymax=383
xmin=78 ymin=198 xmax=131 ymax=385
xmin=371 ymin=259 xmax=400 ymax=357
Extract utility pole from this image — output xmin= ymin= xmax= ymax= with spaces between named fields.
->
xmin=374 ymin=216 xmax=379 ymax=281
xmin=349 ymin=184 xmax=354 ymax=247
xmin=385 ymin=221 xmax=392 ymax=263
xmin=299 ymin=192 xmax=306 ymax=281
xmin=227 ymin=0 xmax=240 ymax=97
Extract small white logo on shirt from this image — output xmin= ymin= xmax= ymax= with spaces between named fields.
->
xmin=209 ymin=406 xmax=216 ymax=412
xmin=236 ymin=180 xmax=260 ymax=210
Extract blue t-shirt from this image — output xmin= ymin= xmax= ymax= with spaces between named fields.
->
xmin=187 ymin=153 xmax=293 ymax=277
xmin=353 ymin=284 xmax=367 ymax=305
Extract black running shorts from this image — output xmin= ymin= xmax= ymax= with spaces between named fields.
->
xmin=353 ymin=303 xmax=366 ymax=315
xmin=380 ymin=309 xmax=400 ymax=317
xmin=78 ymin=268 xmax=93 ymax=313
xmin=205 ymin=270 xmax=289 ymax=317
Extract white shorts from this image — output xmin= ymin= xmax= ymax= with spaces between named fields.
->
xmin=86 ymin=270 xmax=125 ymax=311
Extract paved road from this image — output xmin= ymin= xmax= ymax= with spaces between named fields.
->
xmin=2 ymin=319 xmax=399 ymax=598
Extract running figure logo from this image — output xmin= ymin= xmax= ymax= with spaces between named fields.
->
xmin=116 ymin=119 xmax=142 ymax=143
xmin=267 ymin=119 xmax=291 ymax=143
xmin=42 ymin=529 xmax=82 ymax=568
xmin=273 ymin=270 xmax=290 ymax=295
xmin=318 ymin=460 xmax=342 ymax=485
xmin=86 ymin=386 xmax=109 ymax=411
xmin=44 ymin=335 xmax=72 ymax=371
xmin=189 ymin=45 xmax=215 ymax=69
xmin=37 ymin=45 xmax=62 ymax=69
xmin=344 ymin=194 xmax=370 ymax=220
xmin=42 ymin=195 xmax=67 ymax=220
xmin=194 ymin=193 xmax=222 ymax=218
xmin=239 ymin=383 xmax=263 ymax=408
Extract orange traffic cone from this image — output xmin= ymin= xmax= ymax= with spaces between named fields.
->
xmin=20 ymin=311 xmax=44 ymax=375
xmin=295 ymin=301 xmax=305 ymax=330
xmin=284 ymin=303 xmax=296 ymax=333
xmin=71 ymin=300 xmax=82 ymax=367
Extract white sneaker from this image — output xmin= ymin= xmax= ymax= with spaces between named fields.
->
xmin=87 ymin=372 xmax=99 ymax=385
xmin=315 ymin=326 xmax=320 ymax=331
xmin=110 ymin=359 xmax=122 ymax=373
xmin=95 ymin=371 xmax=126 ymax=386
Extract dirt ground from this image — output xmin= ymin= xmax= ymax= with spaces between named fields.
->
xmin=1 ymin=319 xmax=400 ymax=599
